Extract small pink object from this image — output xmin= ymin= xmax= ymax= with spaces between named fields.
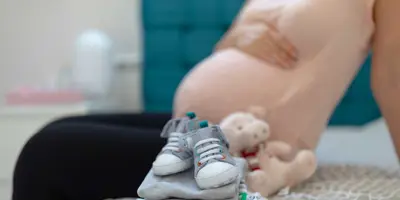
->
xmin=5 ymin=87 xmax=84 ymax=105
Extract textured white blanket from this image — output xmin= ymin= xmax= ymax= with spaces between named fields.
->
xmin=114 ymin=121 xmax=400 ymax=200
xmin=110 ymin=165 xmax=400 ymax=200
xmin=271 ymin=165 xmax=400 ymax=200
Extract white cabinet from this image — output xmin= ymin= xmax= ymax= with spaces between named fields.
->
xmin=0 ymin=104 xmax=88 ymax=182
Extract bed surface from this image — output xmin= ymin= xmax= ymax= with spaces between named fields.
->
xmin=115 ymin=119 xmax=400 ymax=200
xmin=316 ymin=119 xmax=398 ymax=168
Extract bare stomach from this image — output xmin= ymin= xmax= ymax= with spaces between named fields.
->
xmin=174 ymin=49 xmax=341 ymax=150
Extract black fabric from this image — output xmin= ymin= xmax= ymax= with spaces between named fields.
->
xmin=12 ymin=113 xmax=171 ymax=200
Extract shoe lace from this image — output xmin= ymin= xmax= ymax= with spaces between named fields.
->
xmin=162 ymin=132 xmax=183 ymax=152
xmin=194 ymin=138 xmax=224 ymax=164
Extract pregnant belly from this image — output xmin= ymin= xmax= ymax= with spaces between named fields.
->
xmin=174 ymin=49 xmax=333 ymax=149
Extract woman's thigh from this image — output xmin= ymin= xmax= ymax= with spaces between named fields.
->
xmin=13 ymin=115 xmax=167 ymax=200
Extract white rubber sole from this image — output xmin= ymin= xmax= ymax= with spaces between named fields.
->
xmin=152 ymin=158 xmax=193 ymax=176
xmin=196 ymin=165 xmax=240 ymax=189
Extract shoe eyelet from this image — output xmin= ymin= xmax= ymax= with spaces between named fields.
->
xmin=197 ymin=162 xmax=202 ymax=166
xmin=222 ymin=155 xmax=226 ymax=160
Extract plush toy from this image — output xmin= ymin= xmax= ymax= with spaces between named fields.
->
xmin=219 ymin=109 xmax=270 ymax=171
xmin=219 ymin=106 xmax=317 ymax=197
xmin=219 ymin=109 xmax=270 ymax=155
xmin=246 ymin=143 xmax=317 ymax=197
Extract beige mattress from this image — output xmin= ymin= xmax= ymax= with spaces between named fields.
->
xmin=272 ymin=165 xmax=400 ymax=200
xmin=114 ymin=165 xmax=400 ymax=200
xmin=116 ymin=120 xmax=400 ymax=200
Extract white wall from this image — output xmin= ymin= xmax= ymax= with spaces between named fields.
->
xmin=0 ymin=0 xmax=142 ymax=97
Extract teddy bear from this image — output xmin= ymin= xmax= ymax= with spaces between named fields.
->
xmin=220 ymin=109 xmax=270 ymax=171
xmin=219 ymin=106 xmax=317 ymax=197
xmin=219 ymin=110 xmax=270 ymax=155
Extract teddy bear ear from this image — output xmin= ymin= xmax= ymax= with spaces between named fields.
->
xmin=247 ymin=106 xmax=266 ymax=119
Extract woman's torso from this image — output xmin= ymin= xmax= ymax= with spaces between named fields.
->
xmin=173 ymin=0 xmax=375 ymax=150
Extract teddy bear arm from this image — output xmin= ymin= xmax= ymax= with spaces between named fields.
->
xmin=286 ymin=150 xmax=317 ymax=187
xmin=248 ymin=157 xmax=291 ymax=197
xmin=266 ymin=141 xmax=292 ymax=158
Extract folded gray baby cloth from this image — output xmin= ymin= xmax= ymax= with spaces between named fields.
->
xmin=138 ymin=116 xmax=266 ymax=200
xmin=137 ymin=158 xmax=247 ymax=200
xmin=137 ymin=158 xmax=266 ymax=200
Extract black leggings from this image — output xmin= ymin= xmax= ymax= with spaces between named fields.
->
xmin=12 ymin=113 xmax=171 ymax=200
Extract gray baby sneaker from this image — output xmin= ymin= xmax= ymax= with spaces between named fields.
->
xmin=152 ymin=112 xmax=197 ymax=176
xmin=181 ymin=120 xmax=239 ymax=189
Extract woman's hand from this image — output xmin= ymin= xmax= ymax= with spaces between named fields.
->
xmin=238 ymin=22 xmax=298 ymax=68
xmin=215 ymin=4 xmax=298 ymax=68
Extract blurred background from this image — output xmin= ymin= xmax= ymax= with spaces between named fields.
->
xmin=0 ymin=0 xmax=398 ymax=199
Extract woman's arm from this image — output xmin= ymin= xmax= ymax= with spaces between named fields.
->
xmin=371 ymin=0 xmax=400 ymax=161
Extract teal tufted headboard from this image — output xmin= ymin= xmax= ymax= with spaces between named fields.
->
xmin=142 ymin=0 xmax=381 ymax=125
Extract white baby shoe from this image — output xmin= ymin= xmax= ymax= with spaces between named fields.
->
xmin=181 ymin=121 xmax=240 ymax=189
xmin=152 ymin=112 xmax=197 ymax=176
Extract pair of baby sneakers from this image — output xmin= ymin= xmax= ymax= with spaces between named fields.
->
xmin=152 ymin=112 xmax=239 ymax=189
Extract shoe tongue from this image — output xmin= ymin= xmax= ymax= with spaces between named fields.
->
xmin=190 ymin=125 xmax=220 ymax=147
xmin=160 ymin=115 xmax=195 ymax=138
xmin=160 ymin=119 xmax=180 ymax=138
xmin=175 ymin=118 xmax=190 ymax=132
xmin=183 ymin=121 xmax=230 ymax=149
xmin=175 ymin=112 xmax=198 ymax=133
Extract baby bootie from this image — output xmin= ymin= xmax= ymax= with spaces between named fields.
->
xmin=181 ymin=121 xmax=239 ymax=189
xmin=152 ymin=112 xmax=198 ymax=176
